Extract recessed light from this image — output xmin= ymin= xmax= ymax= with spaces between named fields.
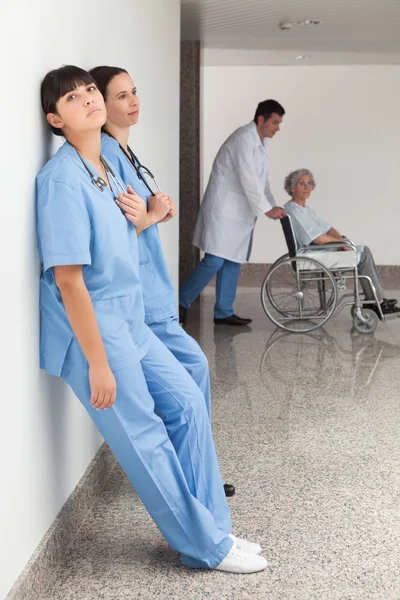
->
xmin=296 ymin=19 xmax=321 ymax=26
xmin=279 ymin=19 xmax=322 ymax=30
xmin=294 ymin=55 xmax=309 ymax=60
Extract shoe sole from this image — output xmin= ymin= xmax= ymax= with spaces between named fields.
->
xmin=214 ymin=321 xmax=252 ymax=326
xmin=215 ymin=560 xmax=267 ymax=574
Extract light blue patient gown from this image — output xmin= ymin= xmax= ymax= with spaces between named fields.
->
xmin=36 ymin=141 xmax=232 ymax=568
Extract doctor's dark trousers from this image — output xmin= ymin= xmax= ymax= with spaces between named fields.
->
xmin=179 ymin=253 xmax=241 ymax=319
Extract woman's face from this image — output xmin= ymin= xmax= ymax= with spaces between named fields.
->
xmin=292 ymin=174 xmax=314 ymax=202
xmin=48 ymin=84 xmax=106 ymax=135
xmin=105 ymin=73 xmax=140 ymax=129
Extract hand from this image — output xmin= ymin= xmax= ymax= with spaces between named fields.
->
xmin=148 ymin=192 xmax=171 ymax=223
xmin=89 ymin=363 xmax=117 ymax=410
xmin=266 ymin=206 xmax=286 ymax=220
xmin=338 ymin=235 xmax=351 ymax=250
xmin=159 ymin=198 xmax=177 ymax=223
xmin=116 ymin=185 xmax=147 ymax=232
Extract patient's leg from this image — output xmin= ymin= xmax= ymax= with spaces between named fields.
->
xmin=357 ymin=246 xmax=384 ymax=301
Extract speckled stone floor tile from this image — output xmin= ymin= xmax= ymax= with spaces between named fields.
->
xmin=44 ymin=285 xmax=400 ymax=600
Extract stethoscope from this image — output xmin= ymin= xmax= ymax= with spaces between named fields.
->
xmin=104 ymin=131 xmax=161 ymax=196
xmin=74 ymin=148 xmax=126 ymax=198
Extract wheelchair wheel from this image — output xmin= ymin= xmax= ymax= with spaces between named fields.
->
xmin=352 ymin=308 xmax=379 ymax=334
xmin=261 ymin=256 xmax=337 ymax=333
xmin=351 ymin=304 xmax=365 ymax=318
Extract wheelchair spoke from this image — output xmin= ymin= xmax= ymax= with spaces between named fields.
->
xmin=261 ymin=256 xmax=338 ymax=333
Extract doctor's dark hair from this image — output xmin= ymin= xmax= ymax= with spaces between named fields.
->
xmin=89 ymin=66 xmax=128 ymax=100
xmin=254 ymin=99 xmax=285 ymax=124
xmin=41 ymin=65 xmax=96 ymax=136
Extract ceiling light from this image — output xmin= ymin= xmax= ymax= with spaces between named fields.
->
xmin=296 ymin=19 xmax=321 ymax=26
xmin=294 ymin=55 xmax=309 ymax=60
xmin=279 ymin=19 xmax=322 ymax=31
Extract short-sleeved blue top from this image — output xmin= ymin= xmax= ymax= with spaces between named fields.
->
xmin=36 ymin=141 xmax=151 ymax=376
xmin=101 ymin=134 xmax=177 ymax=325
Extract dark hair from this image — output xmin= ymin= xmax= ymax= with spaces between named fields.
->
xmin=89 ymin=66 xmax=128 ymax=101
xmin=41 ymin=65 xmax=95 ymax=136
xmin=254 ymin=99 xmax=285 ymax=124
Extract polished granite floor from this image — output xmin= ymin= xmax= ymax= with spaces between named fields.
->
xmin=44 ymin=284 xmax=400 ymax=600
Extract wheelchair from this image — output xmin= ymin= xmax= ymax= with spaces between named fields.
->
xmin=261 ymin=216 xmax=384 ymax=334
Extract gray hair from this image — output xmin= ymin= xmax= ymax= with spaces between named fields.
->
xmin=284 ymin=169 xmax=316 ymax=196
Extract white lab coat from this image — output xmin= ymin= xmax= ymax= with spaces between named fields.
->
xmin=193 ymin=122 xmax=275 ymax=263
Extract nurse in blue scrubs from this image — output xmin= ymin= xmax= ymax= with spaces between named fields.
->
xmin=89 ymin=66 xmax=235 ymax=498
xmin=36 ymin=65 xmax=265 ymax=574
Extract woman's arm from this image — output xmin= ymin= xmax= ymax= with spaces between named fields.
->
xmin=312 ymin=230 xmax=351 ymax=250
xmin=327 ymin=227 xmax=343 ymax=239
xmin=158 ymin=197 xmax=177 ymax=223
xmin=116 ymin=187 xmax=171 ymax=235
xmin=54 ymin=265 xmax=116 ymax=410
xmin=313 ymin=227 xmax=343 ymax=244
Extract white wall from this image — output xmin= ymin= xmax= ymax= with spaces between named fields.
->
xmin=201 ymin=64 xmax=400 ymax=264
xmin=0 ymin=1 xmax=180 ymax=597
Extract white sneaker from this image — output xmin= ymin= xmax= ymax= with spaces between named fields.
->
xmin=215 ymin=542 xmax=267 ymax=574
xmin=229 ymin=534 xmax=262 ymax=555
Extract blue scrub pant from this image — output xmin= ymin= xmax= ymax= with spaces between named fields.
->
xmin=149 ymin=316 xmax=211 ymax=418
xmin=61 ymin=331 xmax=233 ymax=569
xmin=179 ymin=253 xmax=241 ymax=318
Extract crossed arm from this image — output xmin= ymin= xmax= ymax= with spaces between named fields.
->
xmin=312 ymin=227 xmax=343 ymax=245
xmin=115 ymin=186 xmax=176 ymax=236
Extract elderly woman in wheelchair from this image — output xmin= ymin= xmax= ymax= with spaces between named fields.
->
xmin=261 ymin=169 xmax=400 ymax=333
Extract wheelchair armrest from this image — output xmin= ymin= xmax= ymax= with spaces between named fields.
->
xmin=341 ymin=238 xmax=356 ymax=249
xmin=299 ymin=239 xmax=357 ymax=252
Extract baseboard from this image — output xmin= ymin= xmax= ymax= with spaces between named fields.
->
xmin=6 ymin=443 xmax=117 ymax=600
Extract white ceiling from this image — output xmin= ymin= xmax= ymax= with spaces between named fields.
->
xmin=181 ymin=0 xmax=400 ymax=65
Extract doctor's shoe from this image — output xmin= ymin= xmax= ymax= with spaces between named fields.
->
xmin=215 ymin=542 xmax=267 ymax=574
xmin=229 ymin=534 xmax=262 ymax=555
xmin=224 ymin=483 xmax=236 ymax=497
xmin=214 ymin=314 xmax=252 ymax=326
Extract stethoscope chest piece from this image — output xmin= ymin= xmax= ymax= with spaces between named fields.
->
xmin=72 ymin=145 xmax=125 ymax=197
xmin=91 ymin=176 xmax=108 ymax=192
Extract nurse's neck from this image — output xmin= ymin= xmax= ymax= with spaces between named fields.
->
xmin=67 ymin=130 xmax=102 ymax=166
xmin=104 ymin=121 xmax=130 ymax=151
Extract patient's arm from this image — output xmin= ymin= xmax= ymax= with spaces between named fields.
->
xmin=328 ymin=227 xmax=342 ymax=239
xmin=312 ymin=232 xmax=343 ymax=244
xmin=312 ymin=228 xmax=351 ymax=250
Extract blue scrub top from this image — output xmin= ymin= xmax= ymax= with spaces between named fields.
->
xmin=36 ymin=141 xmax=151 ymax=377
xmin=101 ymin=134 xmax=177 ymax=325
